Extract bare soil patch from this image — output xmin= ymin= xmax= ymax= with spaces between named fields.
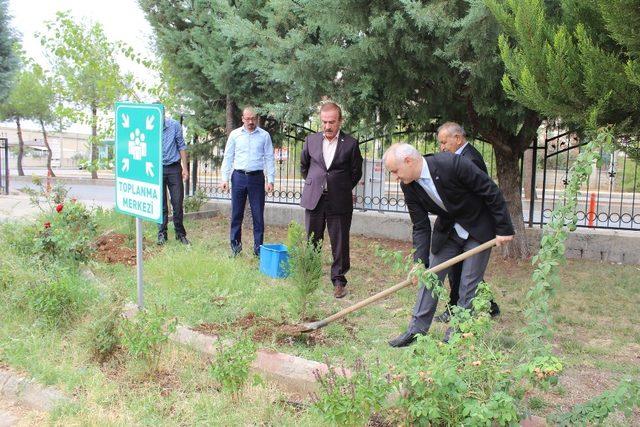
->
xmin=193 ymin=312 xmax=326 ymax=346
xmin=93 ymin=232 xmax=156 ymax=266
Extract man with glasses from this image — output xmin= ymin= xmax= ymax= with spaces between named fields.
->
xmin=220 ymin=106 xmax=275 ymax=257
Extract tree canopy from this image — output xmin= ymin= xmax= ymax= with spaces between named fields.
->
xmin=143 ymin=0 xmax=543 ymax=257
xmin=488 ymin=0 xmax=640 ymax=137
xmin=0 ymin=0 xmax=19 ymax=100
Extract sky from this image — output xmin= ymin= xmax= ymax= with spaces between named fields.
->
xmin=5 ymin=0 xmax=157 ymax=133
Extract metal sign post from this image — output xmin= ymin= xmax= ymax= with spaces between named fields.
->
xmin=114 ymin=102 xmax=164 ymax=309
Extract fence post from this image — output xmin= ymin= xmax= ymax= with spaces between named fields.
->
xmin=527 ymin=140 xmax=538 ymax=227
xmin=1 ymin=138 xmax=9 ymax=195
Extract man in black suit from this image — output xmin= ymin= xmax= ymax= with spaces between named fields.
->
xmin=383 ymin=143 xmax=514 ymax=347
xmin=300 ymin=102 xmax=363 ymax=298
xmin=434 ymin=122 xmax=500 ymax=322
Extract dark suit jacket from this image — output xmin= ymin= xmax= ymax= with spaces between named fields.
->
xmin=300 ymin=131 xmax=363 ymax=214
xmin=401 ymin=152 xmax=514 ymax=265
xmin=460 ymin=143 xmax=488 ymax=174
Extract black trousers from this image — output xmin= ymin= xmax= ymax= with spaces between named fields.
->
xmin=158 ymin=162 xmax=186 ymax=238
xmin=305 ymin=194 xmax=352 ymax=287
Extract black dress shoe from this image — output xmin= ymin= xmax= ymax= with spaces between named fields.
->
xmin=177 ymin=235 xmax=190 ymax=245
xmin=231 ymin=243 xmax=242 ymax=257
xmin=157 ymin=234 xmax=167 ymax=246
xmin=388 ymin=331 xmax=423 ymax=348
xmin=434 ymin=308 xmax=452 ymax=323
xmin=490 ymin=301 xmax=500 ymax=318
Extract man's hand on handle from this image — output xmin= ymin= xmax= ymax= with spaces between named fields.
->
xmin=495 ymin=235 xmax=514 ymax=246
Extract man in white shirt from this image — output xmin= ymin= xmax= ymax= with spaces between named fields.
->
xmin=220 ymin=107 xmax=275 ymax=256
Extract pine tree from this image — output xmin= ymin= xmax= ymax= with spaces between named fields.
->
xmin=0 ymin=0 xmax=19 ymax=100
xmin=488 ymin=0 xmax=640 ymax=138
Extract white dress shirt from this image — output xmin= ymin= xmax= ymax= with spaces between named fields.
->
xmin=417 ymin=158 xmax=469 ymax=240
xmin=322 ymin=133 xmax=339 ymax=169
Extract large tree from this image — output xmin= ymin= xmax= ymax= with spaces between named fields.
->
xmin=39 ymin=11 xmax=133 ymax=179
xmin=236 ymin=0 xmax=541 ymax=258
xmin=24 ymin=64 xmax=58 ymax=177
xmin=141 ymin=0 xmax=291 ymax=141
xmin=488 ymin=0 xmax=640 ymax=141
xmin=0 ymin=0 xmax=19 ymax=100
xmin=0 ymin=66 xmax=28 ymax=176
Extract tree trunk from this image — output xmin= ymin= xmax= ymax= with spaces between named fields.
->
xmin=494 ymin=146 xmax=530 ymax=259
xmin=225 ymin=94 xmax=237 ymax=136
xmin=91 ymin=105 xmax=98 ymax=179
xmin=39 ymin=119 xmax=55 ymax=178
xmin=15 ymin=117 xmax=24 ymax=176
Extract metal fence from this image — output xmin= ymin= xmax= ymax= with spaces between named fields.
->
xmin=0 ymin=138 xmax=8 ymax=195
xmin=190 ymin=123 xmax=640 ymax=231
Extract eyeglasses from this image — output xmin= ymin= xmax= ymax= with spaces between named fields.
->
xmin=242 ymin=116 xmax=257 ymax=121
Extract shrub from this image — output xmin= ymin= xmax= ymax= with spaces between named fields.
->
xmin=286 ymin=221 xmax=323 ymax=319
xmin=84 ymin=308 xmax=122 ymax=363
xmin=33 ymin=198 xmax=97 ymax=263
xmin=390 ymin=286 xmax=519 ymax=426
xmin=311 ymin=359 xmax=393 ymax=426
xmin=119 ymin=305 xmax=177 ymax=370
xmin=209 ymin=335 xmax=257 ymax=399
xmin=26 ymin=272 xmax=93 ymax=327
xmin=184 ymin=188 xmax=208 ymax=213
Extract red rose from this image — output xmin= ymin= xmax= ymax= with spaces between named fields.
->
xmin=44 ymin=221 xmax=51 ymax=229
xmin=56 ymin=203 xmax=64 ymax=213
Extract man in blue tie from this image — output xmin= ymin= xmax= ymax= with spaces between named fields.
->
xmin=220 ymin=107 xmax=275 ymax=257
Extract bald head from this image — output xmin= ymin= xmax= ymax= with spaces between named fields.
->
xmin=383 ymin=143 xmax=423 ymax=184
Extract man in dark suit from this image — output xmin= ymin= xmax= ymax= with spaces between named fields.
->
xmin=434 ymin=122 xmax=500 ymax=322
xmin=300 ymin=102 xmax=363 ymax=298
xmin=383 ymin=143 xmax=514 ymax=347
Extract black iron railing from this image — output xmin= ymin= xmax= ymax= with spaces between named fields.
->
xmin=190 ymin=122 xmax=639 ymax=231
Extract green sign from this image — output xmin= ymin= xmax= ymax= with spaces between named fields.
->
xmin=115 ymin=102 xmax=163 ymax=223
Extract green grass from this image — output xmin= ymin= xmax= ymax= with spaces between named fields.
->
xmin=1 ymin=209 xmax=640 ymax=424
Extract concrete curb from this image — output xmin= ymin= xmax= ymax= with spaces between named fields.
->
xmin=206 ymin=199 xmax=640 ymax=265
xmin=0 ymin=368 xmax=68 ymax=412
xmin=121 ymin=303 xmax=333 ymax=395
xmin=169 ymin=326 xmax=331 ymax=395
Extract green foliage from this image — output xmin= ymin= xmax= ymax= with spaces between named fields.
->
xmin=119 ymin=305 xmax=177 ymax=369
xmin=38 ymin=10 xmax=135 ymax=178
xmin=209 ymin=335 xmax=257 ymax=399
xmin=0 ymin=0 xmax=19 ymax=100
xmin=549 ymin=379 xmax=640 ymax=425
xmin=84 ymin=308 xmax=122 ymax=363
xmin=26 ymin=272 xmax=94 ymax=328
xmin=489 ymin=0 xmax=640 ymax=138
xmin=311 ymin=359 xmax=393 ymax=427
xmin=21 ymin=177 xmax=69 ymax=211
xmin=526 ymin=129 xmax=614 ymax=355
xmin=391 ymin=287 xmax=519 ymax=426
xmin=183 ymin=188 xmax=208 ymax=213
xmin=286 ymin=221 xmax=323 ymax=319
xmin=33 ymin=199 xmax=97 ymax=264
xmin=517 ymin=355 xmax=563 ymax=389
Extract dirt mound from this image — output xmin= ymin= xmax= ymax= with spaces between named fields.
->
xmin=93 ymin=232 xmax=140 ymax=266
xmin=194 ymin=313 xmax=325 ymax=346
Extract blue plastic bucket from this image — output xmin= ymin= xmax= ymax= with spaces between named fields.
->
xmin=259 ymin=244 xmax=289 ymax=278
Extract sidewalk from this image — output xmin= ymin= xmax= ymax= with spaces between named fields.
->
xmin=0 ymin=194 xmax=113 ymax=223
